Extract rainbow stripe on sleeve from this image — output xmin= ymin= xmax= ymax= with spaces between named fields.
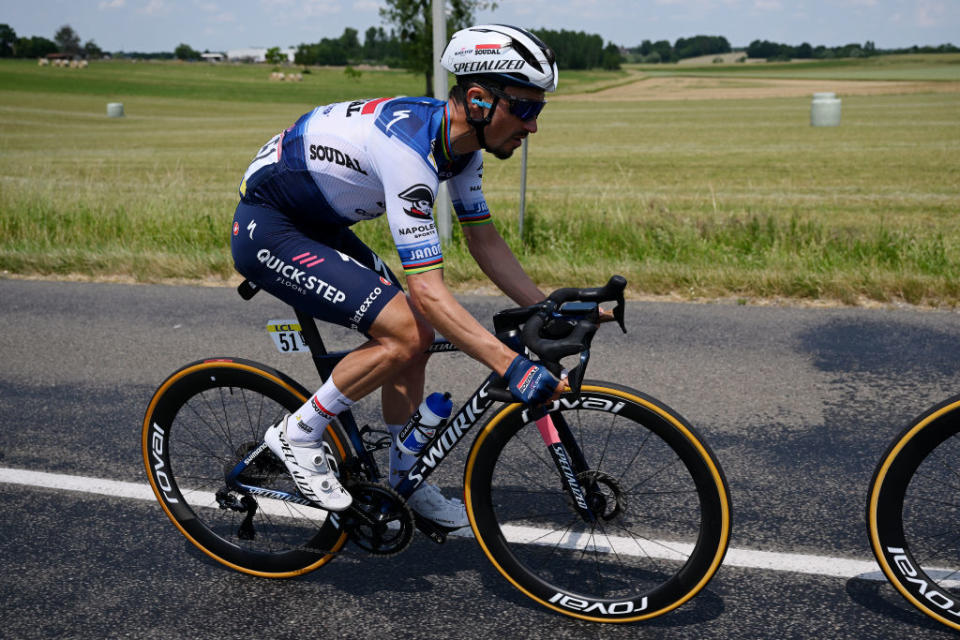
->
xmin=454 ymin=201 xmax=492 ymax=226
xmin=403 ymin=256 xmax=444 ymax=275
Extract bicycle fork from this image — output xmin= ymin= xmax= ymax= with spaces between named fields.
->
xmin=536 ymin=412 xmax=598 ymax=524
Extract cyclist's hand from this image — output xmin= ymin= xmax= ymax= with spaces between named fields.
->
xmin=504 ymin=355 xmax=559 ymax=405
xmin=598 ymin=306 xmax=616 ymax=323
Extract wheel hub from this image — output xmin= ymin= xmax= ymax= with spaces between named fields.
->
xmin=577 ymin=470 xmax=626 ymax=521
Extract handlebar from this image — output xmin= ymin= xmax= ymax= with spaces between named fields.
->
xmin=487 ymin=275 xmax=627 ymax=403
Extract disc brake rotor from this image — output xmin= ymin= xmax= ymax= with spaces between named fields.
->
xmin=577 ymin=470 xmax=626 ymax=521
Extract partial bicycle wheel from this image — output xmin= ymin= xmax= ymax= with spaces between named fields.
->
xmin=867 ymin=394 xmax=960 ymax=630
xmin=142 ymin=357 xmax=351 ymax=577
xmin=465 ymin=381 xmax=731 ymax=623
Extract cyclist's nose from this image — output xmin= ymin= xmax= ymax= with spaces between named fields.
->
xmin=523 ymin=118 xmax=538 ymax=134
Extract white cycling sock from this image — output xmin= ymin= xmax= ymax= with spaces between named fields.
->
xmin=287 ymin=378 xmax=355 ymax=445
xmin=387 ymin=423 xmax=415 ymax=488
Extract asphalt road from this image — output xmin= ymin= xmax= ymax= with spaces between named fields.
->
xmin=2 ymin=278 xmax=960 ymax=639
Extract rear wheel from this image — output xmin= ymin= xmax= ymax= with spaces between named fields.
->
xmin=142 ymin=358 xmax=351 ymax=577
xmin=465 ymin=382 xmax=731 ymax=622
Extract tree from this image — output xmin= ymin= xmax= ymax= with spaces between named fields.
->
xmin=650 ymin=40 xmax=675 ymax=63
xmin=174 ymin=43 xmax=200 ymax=60
xmin=83 ymin=39 xmax=103 ymax=59
xmin=339 ymin=27 xmax=361 ymax=60
xmin=265 ymin=46 xmax=286 ymax=65
xmin=363 ymin=26 xmax=384 ymax=60
xmin=380 ymin=0 xmax=497 ymax=95
xmin=531 ymin=29 xmax=604 ymax=70
xmin=54 ymin=24 xmax=81 ymax=56
xmin=673 ymin=35 xmax=730 ymax=60
xmin=601 ymin=43 xmax=622 ymax=70
xmin=0 ymin=23 xmax=16 ymax=57
xmin=362 ymin=26 xmax=403 ymax=65
xmin=16 ymin=35 xmax=57 ymax=58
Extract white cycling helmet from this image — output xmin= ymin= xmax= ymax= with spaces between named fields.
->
xmin=441 ymin=24 xmax=558 ymax=93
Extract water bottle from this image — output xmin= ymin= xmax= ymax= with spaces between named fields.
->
xmin=397 ymin=392 xmax=453 ymax=455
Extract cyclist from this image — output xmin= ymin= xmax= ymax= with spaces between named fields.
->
xmin=231 ymin=25 xmax=562 ymax=526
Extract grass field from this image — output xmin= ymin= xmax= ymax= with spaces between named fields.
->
xmin=1 ymin=56 xmax=959 ymax=305
xmin=636 ymin=53 xmax=960 ymax=82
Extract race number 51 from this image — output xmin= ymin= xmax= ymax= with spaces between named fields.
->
xmin=266 ymin=320 xmax=310 ymax=353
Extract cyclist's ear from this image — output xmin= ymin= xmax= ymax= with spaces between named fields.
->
xmin=466 ymin=86 xmax=493 ymax=114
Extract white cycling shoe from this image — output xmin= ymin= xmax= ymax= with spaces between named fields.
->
xmin=263 ymin=420 xmax=352 ymax=512
xmin=407 ymin=482 xmax=469 ymax=529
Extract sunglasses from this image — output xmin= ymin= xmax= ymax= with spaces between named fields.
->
xmin=487 ymin=87 xmax=547 ymax=122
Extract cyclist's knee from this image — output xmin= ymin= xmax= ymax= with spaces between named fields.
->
xmin=370 ymin=296 xmax=434 ymax=364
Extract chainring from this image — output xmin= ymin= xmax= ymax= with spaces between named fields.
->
xmin=340 ymin=481 xmax=415 ymax=556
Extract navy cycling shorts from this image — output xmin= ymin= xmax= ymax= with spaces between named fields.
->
xmin=231 ymin=200 xmax=403 ymax=334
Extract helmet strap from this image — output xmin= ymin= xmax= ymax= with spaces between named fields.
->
xmin=461 ymin=92 xmax=500 ymax=153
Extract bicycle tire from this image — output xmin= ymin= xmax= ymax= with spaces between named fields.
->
xmin=867 ymin=393 xmax=960 ymax=630
xmin=142 ymin=358 xmax=351 ymax=578
xmin=464 ymin=381 xmax=731 ymax=623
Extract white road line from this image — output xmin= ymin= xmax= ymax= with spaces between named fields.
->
xmin=1 ymin=466 xmax=156 ymax=501
xmin=0 ymin=465 xmax=884 ymax=580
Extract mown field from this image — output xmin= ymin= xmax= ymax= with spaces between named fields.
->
xmin=1 ymin=55 xmax=958 ymax=305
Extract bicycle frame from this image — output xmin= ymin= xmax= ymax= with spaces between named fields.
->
xmin=224 ymin=304 xmax=598 ymax=523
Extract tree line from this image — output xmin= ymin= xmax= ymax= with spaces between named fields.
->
xmin=626 ymin=35 xmax=732 ymax=63
xmin=0 ymin=24 xmax=103 ymax=59
xmin=294 ymin=27 xmax=404 ymax=67
xmin=4 ymin=18 xmax=955 ymax=73
xmin=294 ymin=26 xmax=623 ymax=71
xmin=745 ymin=39 xmax=959 ymax=61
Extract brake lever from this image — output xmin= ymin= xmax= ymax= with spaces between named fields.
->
xmin=614 ymin=299 xmax=626 ymax=333
xmin=565 ymin=349 xmax=590 ymax=395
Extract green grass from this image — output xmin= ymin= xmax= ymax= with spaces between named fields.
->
xmin=629 ymin=53 xmax=960 ymax=82
xmin=0 ymin=58 xmax=425 ymax=103
xmin=1 ymin=58 xmax=959 ymax=305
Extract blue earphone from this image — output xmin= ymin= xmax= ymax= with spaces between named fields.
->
xmin=471 ymin=98 xmax=493 ymax=109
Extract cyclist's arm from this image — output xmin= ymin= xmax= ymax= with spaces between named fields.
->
xmin=462 ymin=222 xmax=545 ymax=307
xmin=406 ymin=268 xmax=517 ymax=376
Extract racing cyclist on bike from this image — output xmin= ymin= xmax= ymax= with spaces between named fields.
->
xmin=231 ymin=25 xmax=563 ymax=526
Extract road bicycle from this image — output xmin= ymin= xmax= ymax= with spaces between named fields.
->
xmin=142 ymin=275 xmax=731 ymax=623
xmin=867 ymin=394 xmax=960 ymax=631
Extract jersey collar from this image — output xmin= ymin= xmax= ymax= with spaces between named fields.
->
xmin=431 ymin=102 xmax=455 ymax=169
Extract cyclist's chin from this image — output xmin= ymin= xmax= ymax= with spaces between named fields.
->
xmin=489 ymin=139 xmax=520 ymax=160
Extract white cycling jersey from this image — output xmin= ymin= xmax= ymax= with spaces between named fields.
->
xmin=239 ymin=96 xmax=491 ymax=276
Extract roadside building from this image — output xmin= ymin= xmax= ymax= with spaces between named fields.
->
xmin=226 ymin=47 xmax=296 ymax=63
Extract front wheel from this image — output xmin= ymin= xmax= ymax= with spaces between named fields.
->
xmin=465 ymin=382 xmax=731 ymax=623
xmin=867 ymin=394 xmax=960 ymax=631
xmin=142 ymin=358 xmax=352 ymax=578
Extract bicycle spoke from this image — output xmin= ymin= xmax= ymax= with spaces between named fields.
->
xmin=145 ymin=362 xmax=347 ymax=576
xmin=469 ymin=385 xmax=729 ymax=621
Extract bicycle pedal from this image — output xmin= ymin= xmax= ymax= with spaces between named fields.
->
xmin=413 ymin=513 xmax=450 ymax=544
xmin=359 ymin=424 xmax=392 ymax=452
